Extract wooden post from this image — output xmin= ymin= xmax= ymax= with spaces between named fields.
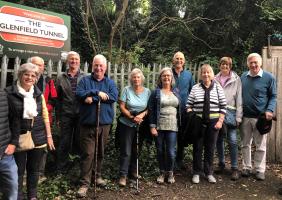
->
xmin=1 ymin=55 xmax=8 ymax=89
xmin=47 ymin=60 xmax=53 ymax=77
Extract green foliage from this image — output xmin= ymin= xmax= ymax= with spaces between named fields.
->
xmin=38 ymin=174 xmax=75 ymax=199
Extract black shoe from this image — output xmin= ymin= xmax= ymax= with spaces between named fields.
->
xmin=214 ymin=164 xmax=225 ymax=174
xmin=278 ymin=187 xmax=282 ymax=195
xmin=241 ymin=169 xmax=251 ymax=177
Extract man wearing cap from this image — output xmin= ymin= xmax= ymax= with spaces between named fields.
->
xmin=240 ymin=53 xmax=277 ymax=180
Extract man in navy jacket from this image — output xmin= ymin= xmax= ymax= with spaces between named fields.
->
xmin=76 ymin=54 xmax=118 ymax=197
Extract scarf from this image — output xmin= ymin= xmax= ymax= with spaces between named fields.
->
xmin=200 ymin=80 xmax=215 ymax=123
xmin=17 ymin=81 xmax=38 ymax=119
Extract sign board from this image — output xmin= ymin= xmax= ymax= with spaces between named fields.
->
xmin=0 ymin=1 xmax=70 ymax=61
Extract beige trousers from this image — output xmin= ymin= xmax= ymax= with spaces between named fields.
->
xmin=240 ymin=117 xmax=267 ymax=173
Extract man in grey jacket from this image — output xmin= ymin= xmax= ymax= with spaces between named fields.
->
xmin=0 ymin=89 xmax=18 ymax=199
xmin=56 ymin=51 xmax=86 ymax=172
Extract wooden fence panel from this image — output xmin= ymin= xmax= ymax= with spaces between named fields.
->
xmin=262 ymin=46 xmax=282 ymax=162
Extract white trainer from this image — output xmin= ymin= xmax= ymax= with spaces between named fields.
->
xmin=192 ymin=174 xmax=200 ymax=184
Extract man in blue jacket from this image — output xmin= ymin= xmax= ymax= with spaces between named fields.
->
xmin=76 ymin=54 xmax=118 ymax=197
xmin=172 ymin=52 xmax=195 ymax=170
xmin=240 ymin=53 xmax=277 ymax=181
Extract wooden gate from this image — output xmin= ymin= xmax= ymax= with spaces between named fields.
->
xmin=262 ymin=46 xmax=282 ymax=162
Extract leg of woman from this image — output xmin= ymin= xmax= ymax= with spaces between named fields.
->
xmin=228 ymin=128 xmax=238 ymax=169
xmin=14 ymin=151 xmax=27 ymax=200
xmin=203 ymin=120 xmax=219 ymax=176
xmin=26 ymin=148 xmax=44 ymax=199
xmin=192 ymin=137 xmax=203 ymax=175
xmin=165 ymin=131 xmax=177 ymax=172
xmin=156 ymin=131 xmax=165 ymax=173
xmin=128 ymin=128 xmax=137 ymax=179
xmin=216 ymin=127 xmax=225 ymax=170
xmin=119 ymin=123 xmax=135 ymax=177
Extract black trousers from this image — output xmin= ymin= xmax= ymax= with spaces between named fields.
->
xmin=14 ymin=148 xmax=45 ymax=200
xmin=192 ymin=119 xmax=219 ymax=175
xmin=57 ymin=114 xmax=80 ymax=170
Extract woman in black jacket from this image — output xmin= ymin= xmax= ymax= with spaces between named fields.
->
xmin=6 ymin=63 xmax=55 ymax=200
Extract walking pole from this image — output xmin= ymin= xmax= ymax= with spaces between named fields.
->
xmin=94 ymin=100 xmax=101 ymax=198
xmin=135 ymin=124 xmax=140 ymax=194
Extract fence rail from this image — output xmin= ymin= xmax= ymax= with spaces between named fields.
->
xmin=0 ymin=55 xmax=200 ymax=90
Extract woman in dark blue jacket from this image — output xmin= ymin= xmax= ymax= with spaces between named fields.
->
xmin=148 ymin=67 xmax=181 ymax=184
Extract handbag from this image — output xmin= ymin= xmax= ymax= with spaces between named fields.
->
xmin=16 ymin=118 xmax=35 ymax=152
xmin=224 ymin=107 xmax=237 ymax=128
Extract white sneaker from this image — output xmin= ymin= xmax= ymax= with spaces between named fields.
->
xmin=192 ymin=175 xmax=200 ymax=184
xmin=207 ymin=175 xmax=216 ymax=183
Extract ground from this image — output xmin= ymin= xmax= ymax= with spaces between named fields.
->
xmin=82 ymin=163 xmax=282 ymax=200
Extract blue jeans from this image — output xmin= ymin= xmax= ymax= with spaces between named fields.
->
xmin=0 ymin=155 xmax=18 ymax=200
xmin=156 ymin=130 xmax=177 ymax=172
xmin=119 ymin=123 xmax=137 ymax=177
xmin=216 ymin=125 xmax=238 ymax=169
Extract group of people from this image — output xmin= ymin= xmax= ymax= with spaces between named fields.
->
xmin=0 ymin=50 xmax=277 ymax=199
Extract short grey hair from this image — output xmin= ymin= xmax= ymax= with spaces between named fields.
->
xmin=17 ymin=63 xmax=39 ymax=82
xmin=129 ymin=68 xmax=145 ymax=86
xmin=157 ymin=67 xmax=175 ymax=88
xmin=93 ymin=54 xmax=107 ymax=66
xmin=67 ymin=51 xmax=80 ymax=61
xmin=30 ymin=56 xmax=44 ymax=64
xmin=247 ymin=53 xmax=262 ymax=67
xmin=200 ymin=64 xmax=215 ymax=80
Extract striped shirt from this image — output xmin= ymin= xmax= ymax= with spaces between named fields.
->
xmin=186 ymin=81 xmax=227 ymax=118
xmin=67 ymin=71 xmax=79 ymax=94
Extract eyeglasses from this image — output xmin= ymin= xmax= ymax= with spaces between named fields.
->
xmin=161 ymin=74 xmax=171 ymax=77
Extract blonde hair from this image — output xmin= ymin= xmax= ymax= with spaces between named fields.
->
xmin=157 ymin=67 xmax=175 ymax=88
xmin=200 ymin=64 xmax=215 ymax=80
xmin=129 ymin=68 xmax=145 ymax=86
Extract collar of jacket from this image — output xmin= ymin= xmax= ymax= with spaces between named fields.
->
xmin=8 ymin=81 xmax=42 ymax=99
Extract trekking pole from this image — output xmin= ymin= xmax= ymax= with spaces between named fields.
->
xmin=94 ymin=100 xmax=101 ymax=198
xmin=135 ymin=124 xmax=140 ymax=194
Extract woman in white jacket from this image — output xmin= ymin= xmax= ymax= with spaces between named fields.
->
xmin=215 ymin=57 xmax=243 ymax=181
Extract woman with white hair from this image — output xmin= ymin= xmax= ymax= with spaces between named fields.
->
xmin=118 ymin=68 xmax=151 ymax=186
xmin=5 ymin=63 xmax=55 ymax=200
xmin=148 ymin=67 xmax=181 ymax=184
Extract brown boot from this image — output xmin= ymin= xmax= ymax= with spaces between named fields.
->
xmin=231 ymin=169 xmax=239 ymax=181
xmin=119 ymin=176 xmax=127 ymax=187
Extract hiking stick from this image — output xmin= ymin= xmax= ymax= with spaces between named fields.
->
xmin=94 ymin=100 xmax=101 ymax=197
xmin=135 ymin=124 xmax=140 ymax=194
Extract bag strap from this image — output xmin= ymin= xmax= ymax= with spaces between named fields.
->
xmin=31 ymin=117 xmax=34 ymax=128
